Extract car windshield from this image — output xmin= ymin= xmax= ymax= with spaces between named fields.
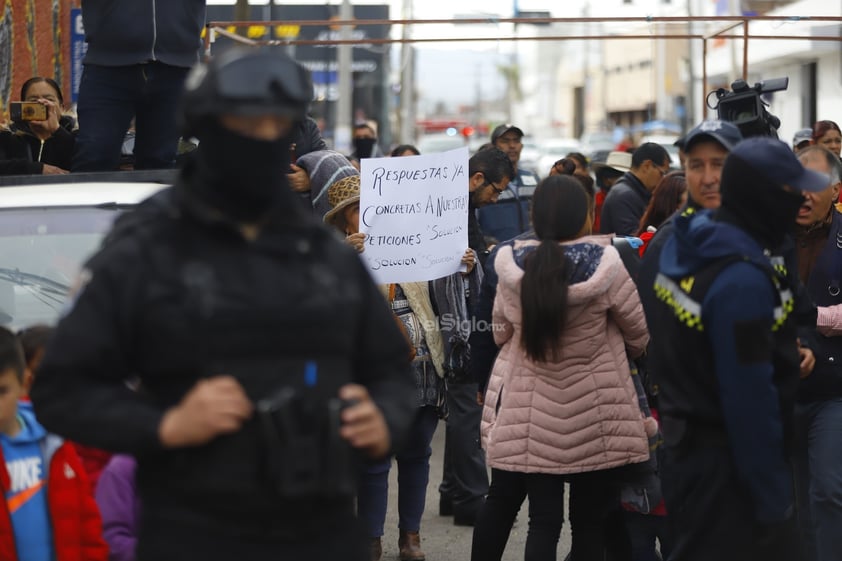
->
xmin=0 ymin=206 xmax=123 ymax=331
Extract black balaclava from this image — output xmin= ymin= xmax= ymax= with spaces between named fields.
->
xmin=188 ymin=119 xmax=303 ymax=223
xmin=353 ymin=137 xmax=376 ymax=159
xmin=718 ymin=153 xmax=805 ymax=249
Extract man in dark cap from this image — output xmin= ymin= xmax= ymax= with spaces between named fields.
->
xmin=31 ymin=47 xmax=415 ymax=561
xmin=647 ymin=137 xmax=828 ymax=560
xmin=477 ymin=124 xmax=540 ymax=244
xmin=638 ymin=120 xmax=743 ymax=316
xmin=793 ymin=128 xmax=814 ymax=152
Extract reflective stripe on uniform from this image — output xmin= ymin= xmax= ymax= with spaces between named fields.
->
xmin=654 ymin=273 xmax=704 ymax=331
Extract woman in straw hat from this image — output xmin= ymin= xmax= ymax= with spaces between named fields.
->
xmin=324 ymin=175 xmax=480 ymax=561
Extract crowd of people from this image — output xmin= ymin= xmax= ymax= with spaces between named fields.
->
xmin=2 ymin=8 xmax=842 ymax=560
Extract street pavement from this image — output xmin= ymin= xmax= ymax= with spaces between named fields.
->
xmin=382 ymin=419 xmax=573 ymax=560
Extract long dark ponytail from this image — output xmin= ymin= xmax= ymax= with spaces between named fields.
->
xmin=520 ymin=175 xmax=591 ymax=362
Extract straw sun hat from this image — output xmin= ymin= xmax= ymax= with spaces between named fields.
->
xmin=323 ymin=175 xmax=361 ymax=228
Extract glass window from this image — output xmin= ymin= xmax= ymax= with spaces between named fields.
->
xmin=0 ymin=207 xmax=124 ymax=331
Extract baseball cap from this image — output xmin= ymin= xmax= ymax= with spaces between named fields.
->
xmin=730 ymin=136 xmax=829 ymax=193
xmin=792 ymin=128 xmax=813 ymax=147
xmin=676 ymin=120 xmax=743 ymax=152
xmin=591 ymin=151 xmax=632 ymax=173
xmin=491 ymin=124 xmax=525 ymax=144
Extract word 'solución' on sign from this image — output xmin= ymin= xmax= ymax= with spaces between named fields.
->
xmin=360 ymin=147 xmax=469 ymax=284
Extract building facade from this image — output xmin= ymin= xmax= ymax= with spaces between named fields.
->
xmin=0 ymin=0 xmax=73 ymax=118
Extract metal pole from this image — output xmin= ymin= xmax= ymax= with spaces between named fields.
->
xmin=686 ymin=0 xmax=695 ymax=129
xmin=656 ymin=18 xmax=667 ymax=120
xmin=728 ymin=0 xmax=740 ymax=84
xmin=335 ymin=0 xmax=353 ymax=154
xmin=742 ymin=18 xmax=749 ymax=80
xmin=399 ymin=0 xmax=415 ymax=144
xmin=702 ymin=38 xmax=708 ymax=119
xmin=203 ymin=25 xmax=213 ymax=61
xmin=207 ymin=15 xmax=842 ymax=28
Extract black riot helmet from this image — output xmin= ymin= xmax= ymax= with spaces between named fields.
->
xmin=180 ymin=46 xmax=313 ymax=138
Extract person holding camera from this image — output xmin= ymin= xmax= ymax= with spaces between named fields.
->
xmin=30 ymin=48 xmax=416 ymax=561
xmin=0 ymin=77 xmax=75 ymax=175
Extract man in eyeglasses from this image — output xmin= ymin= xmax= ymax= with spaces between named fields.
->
xmin=32 ymin=48 xmax=416 ymax=561
xmin=466 ymin=147 xmax=514 ymax=268
xmin=599 ymin=142 xmax=672 ymax=236
xmin=435 ymin=146 xmax=513 ymax=532
xmin=477 ymin=124 xmax=540 ymax=245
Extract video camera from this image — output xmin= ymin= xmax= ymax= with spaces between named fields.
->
xmin=708 ymin=77 xmax=788 ymax=138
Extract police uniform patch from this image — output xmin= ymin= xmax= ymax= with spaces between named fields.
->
xmin=734 ymin=319 xmax=773 ymax=364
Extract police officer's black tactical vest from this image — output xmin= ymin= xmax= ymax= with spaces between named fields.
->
xmin=648 ymin=234 xmax=799 ymax=451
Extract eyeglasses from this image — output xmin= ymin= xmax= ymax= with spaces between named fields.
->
xmin=485 ymin=180 xmax=506 ymax=193
xmin=653 ymin=163 xmax=669 ymax=178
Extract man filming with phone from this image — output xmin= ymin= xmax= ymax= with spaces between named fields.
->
xmin=0 ymin=76 xmax=76 ymax=175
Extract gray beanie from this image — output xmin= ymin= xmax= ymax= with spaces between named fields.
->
xmin=296 ymin=150 xmax=359 ymax=218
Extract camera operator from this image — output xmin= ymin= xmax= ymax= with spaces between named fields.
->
xmin=31 ymin=47 xmax=416 ymax=561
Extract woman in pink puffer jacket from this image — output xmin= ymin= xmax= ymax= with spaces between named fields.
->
xmin=471 ymin=175 xmax=652 ymax=561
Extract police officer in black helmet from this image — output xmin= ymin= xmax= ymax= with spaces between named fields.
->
xmin=31 ymin=47 xmax=416 ymax=561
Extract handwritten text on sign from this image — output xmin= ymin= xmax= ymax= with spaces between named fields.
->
xmin=360 ymin=147 xmax=469 ymax=284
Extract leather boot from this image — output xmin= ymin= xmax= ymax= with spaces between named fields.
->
xmin=398 ymin=530 xmax=425 ymax=561
xmin=370 ymin=537 xmax=382 ymax=561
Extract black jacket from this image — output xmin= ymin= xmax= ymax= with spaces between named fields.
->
xmin=477 ymin=168 xmax=539 ymax=244
xmin=599 ymin=171 xmax=651 ymax=236
xmin=31 ymin=175 xmax=415 ymax=556
xmin=640 ymin=205 xmax=816 ymax=395
xmin=292 ymin=118 xmax=328 ymax=160
xmin=798 ymin=210 xmax=842 ymax=402
xmin=468 ymin=202 xmax=488 ymax=267
xmin=81 ymin=0 xmax=205 ymax=67
xmin=0 ymin=116 xmax=76 ymax=174
xmin=470 ymin=230 xmax=536 ymax=391
xmin=647 ymin=208 xmax=798 ymax=523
